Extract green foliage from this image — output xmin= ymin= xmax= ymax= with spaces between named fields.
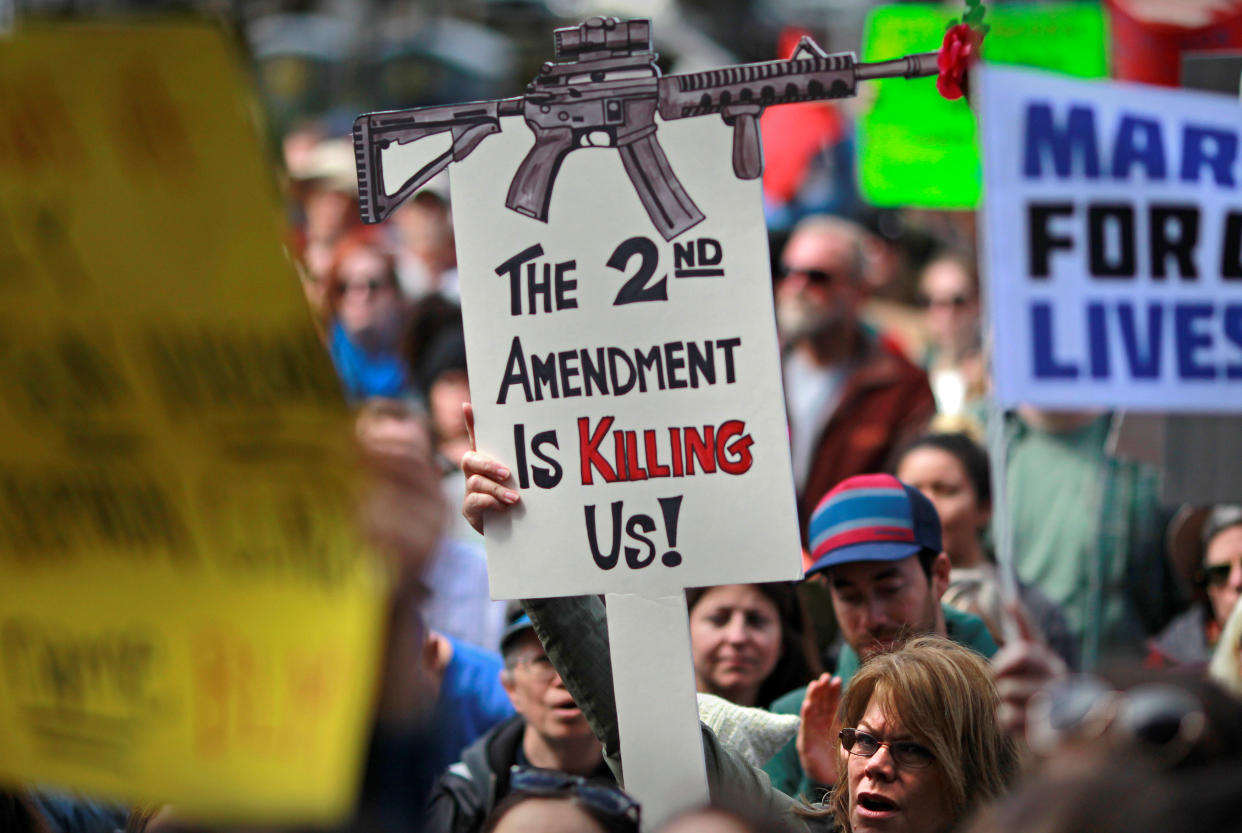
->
xmin=950 ymin=0 xmax=991 ymax=34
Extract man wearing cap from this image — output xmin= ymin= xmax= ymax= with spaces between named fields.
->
xmin=425 ymin=609 xmax=613 ymax=833
xmin=761 ymin=473 xmax=998 ymax=798
xmin=1151 ymin=505 xmax=1242 ymax=669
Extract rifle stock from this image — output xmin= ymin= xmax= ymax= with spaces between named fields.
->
xmin=353 ymin=98 xmax=520 ymax=223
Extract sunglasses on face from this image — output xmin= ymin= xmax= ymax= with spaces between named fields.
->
xmin=509 ymin=766 xmax=641 ymax=825
xmin=916 ymin=293 xmax=971 ymax=309
xmin=1026 ymin=675 xmax=1207 ymax=767
xmin=334 ymin=278 xmax=391 ymax=297
xmin=1198 ymin=557 xmax=1242 ymax=587
xmin=839 ymin=727 xmax=936 ymax=769
xmin=777 ymin=263 xmax=838 ymax=286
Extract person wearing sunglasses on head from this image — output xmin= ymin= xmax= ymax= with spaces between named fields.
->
xmin=1024 ymin=670 xmax=1242 ymax=775
xmin=1150 ymin=505 xmax=1242 ymax=671
xmin=774 ymin=215 xmax=935 ymax=542
xmin=481 ymin=767 xmax=639 ymax=833
xmin=972 ymin=667 xmax=1242 ymax=833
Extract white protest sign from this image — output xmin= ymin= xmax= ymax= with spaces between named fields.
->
xmin=423 ymin=22 xmax=806 ymax=827
xmin=450 ymin=114 xmax=802 ymax=599
xmin=981 ymin=65 xmax=1242 ymax=411
xmin=445 ymin=109 xmax=800 ymax=826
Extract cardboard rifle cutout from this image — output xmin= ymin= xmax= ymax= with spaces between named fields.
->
xmin=354 ymin=16 xmax=959 ymax=239
xmin=352 ymin=15 xmax=982 ymax=828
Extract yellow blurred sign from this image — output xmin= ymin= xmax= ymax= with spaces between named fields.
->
xmin=0 ymin=22 xmax=386 ymax=824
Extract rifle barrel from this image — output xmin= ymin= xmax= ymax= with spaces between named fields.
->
xmin=854 ymin=52 xmax=939 ymax=81
xmin=658 ymin=53 xmax=859 ymax=120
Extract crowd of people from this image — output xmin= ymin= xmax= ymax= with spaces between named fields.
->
xmin=271 ymin=106 xmax=1241 ymax=832
xmin=10 ymin=39 xmax=1242 ymax=833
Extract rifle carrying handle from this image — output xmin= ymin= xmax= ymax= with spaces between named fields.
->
xmin=618 ymin=133 xmax=705 ymax=241
xmin=506 ymin=127 xmax=576 ymax=222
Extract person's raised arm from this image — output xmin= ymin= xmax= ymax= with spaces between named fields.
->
xmin=796 ymin=673 xmax=843 ymax=789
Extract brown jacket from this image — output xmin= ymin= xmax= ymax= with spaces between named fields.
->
xmin=793 ymin=334 xmax=936 ymax=542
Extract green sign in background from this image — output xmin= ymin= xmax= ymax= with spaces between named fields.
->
xmin=859 ymin=3 xmax=1108 ymax=209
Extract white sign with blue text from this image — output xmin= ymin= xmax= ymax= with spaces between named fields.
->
xmin=981 ymin=65 xmax=1242 ymax=412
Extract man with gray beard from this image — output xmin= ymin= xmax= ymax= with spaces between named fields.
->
xmin=775 ymin=215 xmax=935 ymax=539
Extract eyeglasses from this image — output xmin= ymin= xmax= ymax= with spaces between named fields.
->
xmin=508 ymin=653 xmax=559 ymax=683
xmin=1026 ymin=675 xmax=1208 ymax=767
xmin=1198 ymin=557 xmax=1242 ymax=587
xmin=778 ymin=264 xmax=837 ymax=286
xmin=509 ymin=766 xmax=641 ymax=826
xmin=334 ymin=278 xmax=391 ymax=296
xmin=917 ymin=293 xmax=971 ymax=309
xmin=839 ymin=727 xmax=935 ymax=769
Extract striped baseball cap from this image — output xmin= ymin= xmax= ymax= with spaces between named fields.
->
xmin=806 ymin=473 xmax=942 ymax=576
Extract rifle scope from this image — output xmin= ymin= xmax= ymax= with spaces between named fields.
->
xmin=553 ymin=16 xmax=651 ymax=60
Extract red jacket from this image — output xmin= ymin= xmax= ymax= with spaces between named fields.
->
xmin=793 ymin=336 xmax=936 ymax=541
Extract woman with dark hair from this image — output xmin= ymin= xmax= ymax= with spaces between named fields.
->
xmin=895 ymin=433 xmax=991 ymax=574
xmin=896 ymin=432 xmax=1079 ymax=669
xmin=686 ymin=583 xmax=820 ymax=708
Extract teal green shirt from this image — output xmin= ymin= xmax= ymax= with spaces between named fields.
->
xmin=1005 ymin=414 xmax=1177 ymax=669
xmin=761 ymin=605 xmax=998 ymax=799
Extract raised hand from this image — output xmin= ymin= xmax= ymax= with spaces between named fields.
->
xmin=991 ymin=601 xmax=1067 ymax=738
xmin=355 ymin=399 xmax=445 ymax=593
xmin=797 ymin=672 xmax=844 ymax=786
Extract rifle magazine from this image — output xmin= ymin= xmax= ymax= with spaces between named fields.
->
xmin=619 ymin=135 xmax=705 ymax=242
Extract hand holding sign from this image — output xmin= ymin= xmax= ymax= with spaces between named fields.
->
xmin=461 ymin=402 xmax=520 ymax=535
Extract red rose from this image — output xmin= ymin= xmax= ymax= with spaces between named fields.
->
xmin=937 ymin=23 xmax=983 ymax=101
